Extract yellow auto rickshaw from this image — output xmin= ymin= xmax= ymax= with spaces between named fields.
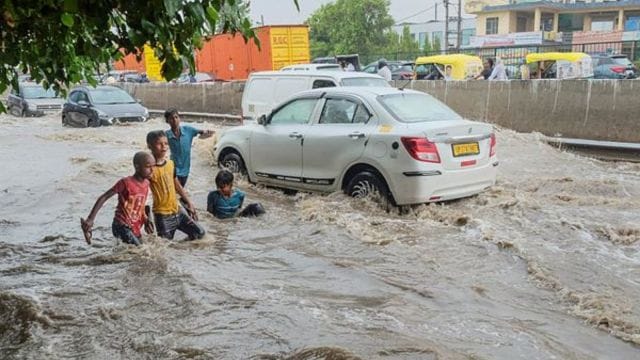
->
xmin=525 ymin=52 xmax=594 ymax=79
xmin=413 ymin=54 xmax=484 ymax=80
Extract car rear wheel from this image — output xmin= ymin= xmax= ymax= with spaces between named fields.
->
xmin=219 ymin=151 xmax=247 ymax=175
xmin=345 ymin=171 xmax=393 ymax=208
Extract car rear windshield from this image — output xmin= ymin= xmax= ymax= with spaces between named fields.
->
xmin=89 ymin=88 xmax=136 ymax=104
xmin=317 ymin=65 xmax=342 ymax=71
xmin=378 ymin=93 xmax=462 ymax=123
xmin=22 ymin=86 xmax=57 ymax=99
xmin=341 ymin=78 xmax=391 ymax=87
xmin=611 ymin=57 xmax=632 ymax=66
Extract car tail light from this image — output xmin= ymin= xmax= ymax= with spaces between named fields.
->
xmin=490 ymin=133 xmax=497 ymax=157
xmin=611 ymin=66 xmax=626 ymax=74
xmin=401 ymin=137 xmax=440 ymax=163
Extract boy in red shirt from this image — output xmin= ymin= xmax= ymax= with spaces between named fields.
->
xmin=81 ymin=151 xmax=155 ymax=245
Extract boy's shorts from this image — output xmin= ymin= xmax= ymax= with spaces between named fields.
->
xmin=154 ymin=207 xmax=205 ymax=240
xmin=112 ymin=221 xmax=142 ymax=246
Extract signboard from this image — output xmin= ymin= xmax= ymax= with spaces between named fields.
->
xmin=469 ymin=31 xmax=545 ymax=48
xmin=143 ymin=45 xmax=164 ymax=81
xmin=465 ymin=0 xmax=510 ymax=14
xmin=270 ymin=27 xmax=310 ymax=70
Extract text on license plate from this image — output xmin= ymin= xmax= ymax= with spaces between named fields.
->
xmin=452 ymin=142 xmax=479 ymax=157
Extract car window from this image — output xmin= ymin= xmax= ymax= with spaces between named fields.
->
xmin=312 ymin=79 xmax=336 ymax=89
xmin=22 ymin=86 xmax=57 ymax=99
xmin=611 ymin=57 xmax=632 ymax=66
xmin=270 ymin=98 xmax=317 ymax=125
xmin=317 ymin=65 xmax=341 ymax=71
xmin=353 ymin=104 xmax=371 ymax=123
xmin=69 ymin=91 xmax=80 ymax=103
xmin=596 ymin=57 xmax=614 ymax=66
xmin=319 ymin=99 xmax=358 ymax=124
xmin=88 ymin=88 xmax=135 ymax=104
xmin=379 ymin=93 xmax=462 ymax=123
xmin=341 ymin=77 xmax=390 ymax=87
xmin=77 ymin=91 xmax=89 ymax=103
xmin=363 ymin=65 xmax=377 ymax=73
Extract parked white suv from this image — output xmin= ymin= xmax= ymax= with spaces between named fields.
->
xmin=216 ymin=87 xmax=498 ymax=206
xmin=241 ymin=71 xmax=389 ymax=123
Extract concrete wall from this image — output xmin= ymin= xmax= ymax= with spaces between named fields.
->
xmin=121 ymin=81 xmax=245 ymax=115
xmin=121 ymin=80 xmax=640 ymax=143
xmin=404 ymin=79 xmax=640 ymax=143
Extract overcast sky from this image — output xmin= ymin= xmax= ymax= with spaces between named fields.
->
xmin=248 ymin=0 xmax=470 ymax=26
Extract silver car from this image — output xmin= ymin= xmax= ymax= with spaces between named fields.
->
xmin=7 ymin=83 xmax=64 ymax=117
xmin=215 ymin=87 xmax=498 ymax=206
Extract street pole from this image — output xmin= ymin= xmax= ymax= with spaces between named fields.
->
xmin=435 ymin=3 xmax=438 ymax=21
xmin=457 ymin=0 xmax=462 ymax=51
xmin=444 ymin=0 xmax=449 ymax=53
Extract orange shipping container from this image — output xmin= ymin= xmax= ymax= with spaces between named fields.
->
xmin=195 ymin=25 xmax=310 ymax=81
xmin=112 ymin=52 xmax=146 ymax=73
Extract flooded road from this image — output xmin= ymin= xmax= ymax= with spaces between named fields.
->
xmin=1 ymin=113 xmax=639 ymax=359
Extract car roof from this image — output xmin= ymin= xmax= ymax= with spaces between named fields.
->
xmin=249 ymin=70 xmax=384 ymax=80
xmin=295 ymin=86 xmax=422 ymax=99
xmin=19 ymin=82 xmax=46 ymax=88
xmin=70 ymin=85 xmax=124 ymax=91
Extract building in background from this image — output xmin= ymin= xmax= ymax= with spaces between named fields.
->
xmin=465 ymin=0 xmax=640 ymax=48
xmin=392 ymin=18 xmax=477 ymax=51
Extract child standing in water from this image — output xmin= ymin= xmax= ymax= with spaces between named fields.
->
xmin=146 ymin=130 xmax=205 ymax=240
xmin=81 ymin=152 xmax=155 ymax=245
xmin=207 ymin=170 xmax=265 ymax=219
xmin=164 ymin=108 xmax=214 ymax=187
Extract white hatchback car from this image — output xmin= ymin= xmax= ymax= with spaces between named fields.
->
xmin=214 ymin=87 xmax=498 ymax=206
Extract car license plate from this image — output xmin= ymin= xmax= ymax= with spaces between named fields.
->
xmin=452 ymin=142 xmax=479 ymax=157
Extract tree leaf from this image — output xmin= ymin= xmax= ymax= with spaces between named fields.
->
xmin=61 ymin=13 xmax=74 ymax=27
xmin=164 ymin=0 xmax=178 ymax=15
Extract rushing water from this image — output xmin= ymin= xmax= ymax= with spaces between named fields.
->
xmin=0 ymin=114 xmax=639 ymax=359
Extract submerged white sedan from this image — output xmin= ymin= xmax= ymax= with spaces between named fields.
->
xmin=214 ymin=87 xmax=498 ymax=206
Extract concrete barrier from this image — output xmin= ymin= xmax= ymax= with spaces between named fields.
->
xmin=121 ymin=80 xmax=640 ymax=143
xmin=121 ymin=81 xmax=245 ymax=116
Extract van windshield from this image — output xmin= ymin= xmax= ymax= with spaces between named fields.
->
xmin=378 ymin=93 xmax=462 ymax=123
xmin=341 ymin=78 xmax=390 ymax=87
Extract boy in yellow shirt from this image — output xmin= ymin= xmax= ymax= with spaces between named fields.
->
xmin=146 ymin=130 xmax=205 ymax=240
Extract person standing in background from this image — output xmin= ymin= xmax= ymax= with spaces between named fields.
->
xmin=377 ymin=59 xmax=392 ymax=81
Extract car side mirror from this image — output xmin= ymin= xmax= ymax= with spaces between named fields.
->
xmin=78 ymin=100 xmax=90 ymax=107
xmin=257 ymin=114 xmax=268 ymax=125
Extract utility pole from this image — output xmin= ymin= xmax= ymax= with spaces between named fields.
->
xmin=444 ymin=0 xmax=449 ymax=52
xmin=457 ymin=0 xmax=462 ymax=51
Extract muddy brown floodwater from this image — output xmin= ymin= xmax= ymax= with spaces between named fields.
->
xmin=1 ymin=113 xmax=639 ymax=359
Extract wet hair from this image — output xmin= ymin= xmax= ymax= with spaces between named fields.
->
xmin=164 ymin=108 xmax=179 ymax=122
xmin=133 ymin=151 xmax=152 ymax=167
xmin=215 ymin=170 xmax=234 ymax=188
xmin=146 ymin=130 xmax=167 ymax=146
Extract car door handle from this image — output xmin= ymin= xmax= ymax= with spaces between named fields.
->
xmin=289 ymin=132 xmax=303 ymax=139
xmin=348 ymin=132 xmax=366 ymax=139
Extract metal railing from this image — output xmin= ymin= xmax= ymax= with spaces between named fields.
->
xmin=361 ymin=40 xmax=640 ymax=66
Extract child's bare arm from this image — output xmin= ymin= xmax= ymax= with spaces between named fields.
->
xmin=81 ymin=189 xmax=116 ymax=244
xmin=174 ymin=177 xmax=198 ymax=220
xmin=84 ymin=189 xmax=116 ymax=227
